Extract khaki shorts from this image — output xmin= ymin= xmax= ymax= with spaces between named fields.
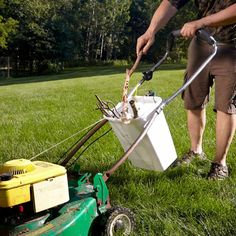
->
xmin=182 ymin=37 xmax=236 ymax=114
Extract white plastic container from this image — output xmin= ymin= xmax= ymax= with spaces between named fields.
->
xmin=106 ymin=96 xmax=177 ymax=171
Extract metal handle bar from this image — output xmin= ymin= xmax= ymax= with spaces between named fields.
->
xmin=145 ymin=29 xmax=215 ymax=80
xmin=165 ymin=28 xmax=216 ymax=52
xmin=141 ymin=29 xmax=181 ymax=82
xmin=166 ymin=29 xmax=181 ymax=52
xmin=156 ymin=31 xmax=217 ymax=112
xmin=128 ymin=29 xmax=215 ymax=99
xmin=196 ymin=29 xmax=216 ymax=46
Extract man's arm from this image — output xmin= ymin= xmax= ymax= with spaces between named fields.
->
xmin=136 ymin=0 xmax=177 ymax=55
xmin=181 ymin=3 xmax=236 ymax=38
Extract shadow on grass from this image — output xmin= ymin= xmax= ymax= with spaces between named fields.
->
xmin=0 ymin=63 xmax=186 ymax=87
xmin=85 ymin=158 xmax=210 ymax=186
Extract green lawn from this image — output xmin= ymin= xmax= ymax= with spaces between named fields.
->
xmin=0 ymin=65 xmax=235 ymax=235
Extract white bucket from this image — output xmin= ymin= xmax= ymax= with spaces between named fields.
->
xmin=106 ymin=96 xmax=177 ymax=171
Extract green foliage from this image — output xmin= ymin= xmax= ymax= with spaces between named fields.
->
xmin=0 ymin=16 xmax=17 ymax=48
xmin=79 ymin=0 xmax=132 ymax=61
xmin=0 ymin=0 xmax=18 ymax=49
xmin=0 ymin=0 xmax=199 ymax=75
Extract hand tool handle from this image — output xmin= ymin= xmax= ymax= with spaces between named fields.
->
xmin=167 ymin=28 xmax=215 ymax=52
xmin=166 ymin=29 xmax=181 ymax=52
xmin=196 ymin=28 xmax=215 ymax=45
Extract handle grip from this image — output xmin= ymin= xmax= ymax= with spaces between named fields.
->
xmin=171 ymin=29 xmax=181 ymax=37
xmin=167 ymin=28 xmax=215 ymax=52
xmin=196 ymin=28 xmax=215 ymax=45
xmin=166 ymin=30 xmax=182 ymax=52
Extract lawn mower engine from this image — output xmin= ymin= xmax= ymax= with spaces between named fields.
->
xmin=0 ymin=159 xmax=69 ymax=226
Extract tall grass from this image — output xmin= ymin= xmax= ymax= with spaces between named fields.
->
xmin=0 ymin=65 xmax=235 ymax=235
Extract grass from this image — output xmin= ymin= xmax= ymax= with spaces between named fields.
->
xmin=0 ymin=64 xmax=235 ymax=235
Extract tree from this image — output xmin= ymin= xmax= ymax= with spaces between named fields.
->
xmin=0 ymin=0 xmax=198 ymax=76
xmin=0 ymin=0 xmax=17 ymax=49
xmin=5 ymin=0 xmax=77 ymax=74
xmin=80 ymin=0 xmax=132 ymax=61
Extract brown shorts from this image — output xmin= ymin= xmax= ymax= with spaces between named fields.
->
xmin=182 ymin=37 xmax=236 ymax=114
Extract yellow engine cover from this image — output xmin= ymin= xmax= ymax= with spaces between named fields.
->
xmin=0 ymin=159 xmax=67 ymax=207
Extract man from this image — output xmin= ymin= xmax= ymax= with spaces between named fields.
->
xmin=136 ymin=0 xmax=236 ymax=180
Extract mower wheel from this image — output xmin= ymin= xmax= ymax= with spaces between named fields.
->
xmin=103 ymin=206 xmax=135 ymax=236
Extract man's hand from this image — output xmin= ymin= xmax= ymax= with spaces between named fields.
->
xmin=180 ymin=20 xmax=205 ymax=38
xmin=135 ymin=0 xmax=177 ymax=56
xmin=136 ymin=30 xmax=155 ymax=56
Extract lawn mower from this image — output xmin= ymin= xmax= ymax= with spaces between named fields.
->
xmin=0 ymin=29 xmax=217 ymax=236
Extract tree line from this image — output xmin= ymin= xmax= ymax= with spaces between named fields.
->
xmin=0 ymin=0 xmax=196 ymax=76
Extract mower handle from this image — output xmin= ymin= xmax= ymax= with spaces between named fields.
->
xmin=142 ymin=29 xmax=182 ymax=82
xmin=196 ymin=29 xmax=216 ymax=45
xmin=167 ymin=28 xmax=215 ymax=52
xmin=166 ymin=29 xmax=181 ymax=52
xmin=142 ymin=28 xmax=215 ymax=82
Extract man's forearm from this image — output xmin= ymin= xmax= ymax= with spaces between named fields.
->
xmin=200 ymin=3 xmax=236 ymax=27
xmin=136 ymin=0 xmax=178 ymax=55
xmin=147 ymin=0 xmax=177 ymax=35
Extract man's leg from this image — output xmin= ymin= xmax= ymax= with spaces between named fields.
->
xmin=214 ymin=111 xmax=236 ymax=166
xmin=175 ymin=109 xmax=206 ymax=165
xmin=207 ymin=111 xmax=235 ymax=179
xmin=187 ymin=108 xmax=206 ymax=154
